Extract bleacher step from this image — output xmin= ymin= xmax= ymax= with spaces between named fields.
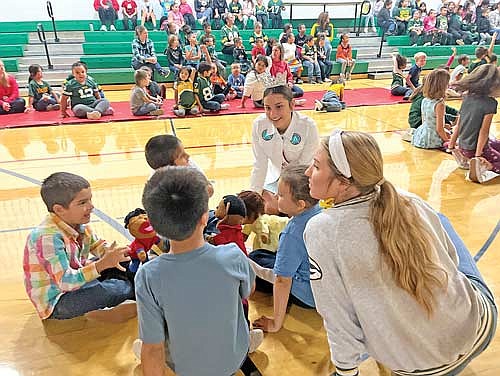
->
xmin=368 ymin=72 xmax=392 ymax=80
xmin=18 ymin=55 xmax=83 ymax=69
xmin=28 ymin=31 xmax=85 ymax=43
xmin=24 ymin=44 xmax=83 ymax=56
xmin=15 ymin=70 xmax=72 ymax=87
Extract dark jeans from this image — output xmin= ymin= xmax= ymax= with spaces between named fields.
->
xmin=291 ymin=84 xmax=304 ymax=98
xmin=410 ymin=30 xmax=421 ymax=45
xmin=319 ymin=60 xmax=333 ymax=80
xmin=183 ymin=13 xmax=196 ymax=28
xmin=0 ymin=98 xmax=26 ymax=114
xmin=123 ymin=14 xmax=138 ymax=30
xmin=98 ymin=6 xmax=117 ymax=27
xmin=269 ymin=13 xmax=283 ymax=29
xmin=391 ymin=85 xmax=412 ymax=98
xmin=34 ymin=97 xmax=58 ymax=111
xmin=49 ymin=265 xmax=135 ymax=320
xmin=202 ymin=93 xmax=225 ymax=111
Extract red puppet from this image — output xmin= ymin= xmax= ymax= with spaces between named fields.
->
xmin=124 ymin=208 xmax=161 ymax=272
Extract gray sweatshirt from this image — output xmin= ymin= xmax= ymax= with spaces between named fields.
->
xmin=304 ymin=191 xmax=489 ymax=374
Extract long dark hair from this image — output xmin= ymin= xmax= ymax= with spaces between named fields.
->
xmin=28 ymin=64 xmax=42 ymax=85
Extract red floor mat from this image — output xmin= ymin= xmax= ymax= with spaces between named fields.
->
xmin=0 ymin=88 xmax=404 ymax=129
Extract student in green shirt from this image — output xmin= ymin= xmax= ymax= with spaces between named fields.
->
xmin=267 ymin=0 xmax=284 ymax=28
xmin=27 ymin=64 xmax=60 ymax=112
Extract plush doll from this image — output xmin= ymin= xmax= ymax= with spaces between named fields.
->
xmin=207 ymin=195 xmax=248 ymax=255
xmin=124 ymin=208 xmax=162 ymax=272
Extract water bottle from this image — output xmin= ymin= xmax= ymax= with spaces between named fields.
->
xmin=89 ymin=23 xmax=94 ymax=32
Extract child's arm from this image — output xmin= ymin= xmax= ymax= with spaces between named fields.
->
xmin=405 ymin=71 xmax=416 ymax=90
xmin=194 ymin=93 xmax=204 ymax=111
xmin=173 ymin=86 xmax=179 ymax=106
xmin=253 ymin=275 xmax=292 ymax=332
xmin=60 ymin=95 xmax=70 ymax=117
xmin=488 ymin=32 xmax=497 ymax=55
xmin=447 ymin=47 xmax=456 ymax=68
xmin=448 ymin=115 xmax=460 ymax=149
xmin=392 ymin=53 xmax=399 ymax=74
xmin=27 ymin=96 xmax=35 ymax=112
xmin=434 ymin=101 xmax=449 ymax=142
xmin=475 ymin=113 xmax=494 ymax=158
xmin=50 ymin=89 xmax=60 ymax=102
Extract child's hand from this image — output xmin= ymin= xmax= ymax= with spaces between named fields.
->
xmin=451 ymin=47 xmax=456 ymax=54
xmin=24 ymin=107 xmax=33 ymax=113
xmin=493 ymin=32 xmax=498 ymax=40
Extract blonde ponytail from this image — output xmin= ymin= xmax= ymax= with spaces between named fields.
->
xmin=322 ymin=132 xmax=448 ymax=316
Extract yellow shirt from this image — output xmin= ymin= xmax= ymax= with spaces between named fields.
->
xmin=243 ymin=214 xmax=289 ymax=252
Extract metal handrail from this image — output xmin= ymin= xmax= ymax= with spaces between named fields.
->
xmin=37 ymin=23 xmax=54 ymax=70
xmin=46 ymin=1 xmax=60 ymax=43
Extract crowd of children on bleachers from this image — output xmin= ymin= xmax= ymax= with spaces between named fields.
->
xmin=373 ymin=0 xmax=500 ymax=47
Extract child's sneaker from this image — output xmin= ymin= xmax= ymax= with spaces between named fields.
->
xmin=296 ymin=78 xmax=304 ymax=84
xmin=103 ymin=107 xmax=114 ymax=116
xmin=423 ymin=42 xmax=431 ymax=46
xmin=220 ymin=103 xmax=230 ymax=110
xmin=467 ymin=157 xmax=497 ymax=183
xmin=451 ymin=149 xmax=470 ymax=169
xmin=159 ymin=67 xmax=171 ymax=77
xmin=148 ymin=109 xmax=164 ymax=116
xmin=294 ymin=98 xmax=306 ymax=106
xmin=132 ymin=338 xmax=142 ymax=361
xmin=47 ymin=104 xmax=60 ymax=111
xmin=324 ymin=77 xmax=332 ymax=83
xmin=87 ymin=110 xmax=101 ymax=120
xmin=249 ymin=329 xmax=264 ymax=353
xmin=309 ymin=79 xmax=316 ymax=84
xmin=174 ymin=108 xmax=186 ymax=117
xmin=110 ymin=25 xmax=117 ymax=31
xmin=100 ymin=25 xmax=107 ymax=31
xmin=314 ymin=99 xmax=325 ymax=111
xmin=401 ymin=128 xmax=414 ymax=142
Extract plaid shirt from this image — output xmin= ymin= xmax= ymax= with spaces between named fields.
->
xmin=23 ymin=214 xmax=106 ymax=319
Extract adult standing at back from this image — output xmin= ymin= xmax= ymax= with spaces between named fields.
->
xmin=304 ymin=129 xmax=497 ymax=376
xmin=0 ymin=60 xmax=25 ymax=115
xmin=250 ymin=85 xmax=319 ymax=201
xmin=310 ymin=12 xmax=335 ymax=61
xmin=93 ymin=0 xmax=119 ymax=31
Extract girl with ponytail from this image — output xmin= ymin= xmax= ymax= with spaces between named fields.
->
xmin=303 ymin=129 xmax=497 ymax=376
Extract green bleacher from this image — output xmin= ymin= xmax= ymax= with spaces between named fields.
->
xmin=2 ymin=58 xmax=19 ymax=72
xmin=0 ymin=45 xmax=24 ymax=58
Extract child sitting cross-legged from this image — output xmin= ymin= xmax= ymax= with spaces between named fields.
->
xmin=23 ymin=172 xmax=136 ymax=322
xmin=227 ymin=63 xmax=246 ymax=99
xmin=130 ymin=69 xmax=164 ymax=116
xmin=173 ymin=66 xmax=202 ymax=117
xmin=134 ymin=167 xmax=257 ymax=374
xmin=196 ymin=62 xmax=230 ymax=112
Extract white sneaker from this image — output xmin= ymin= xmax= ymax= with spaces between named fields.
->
xmin=103 ymin=107 xmax=114 ymax=116
xmin=294 ymin=98 xmax=306 ymax=106
xmin=87 ymin=110 xmax=101 ymax=120
xmin=249 ymin=329 xmax=264 ymax=353
xmin=451 ymin=149 xmax=470 ymax=170
xmin=401 ymin=128 xmax=414 ymax=142
xmin=132 ymin=339 xmax=142 ymax=361
xmin=220 ymin=103 xmax=230 ymax=110
xmin=100 ymin=25 xmax=107 ymax=31
xmin=324 ymin=78 xmax=332 ymax=83
xmin=110 ymin=25 xmax=116 ymax=31
xmin=364 ymin=27 xmax=368 ymax=33
xmin=372 ymin=27 xmax=377 ymax=32
xmin=314 ymin=99 xmax=324 ymax=111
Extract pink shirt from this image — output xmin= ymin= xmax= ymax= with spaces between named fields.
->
xmin=0 ymin=75 xmax=20 ymax=105
xmin=179 ymin=2 xmax=194 ymax=15
xmin=168 ymin=10 xmax=185 ymax=29
xmin=423 ymin=16 xmax=437 ymax=32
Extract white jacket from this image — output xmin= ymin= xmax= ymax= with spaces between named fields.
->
xmin=250 ymin=111 xmax=319 ymax=193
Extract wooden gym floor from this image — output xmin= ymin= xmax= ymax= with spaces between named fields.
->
xmin=0 ymin=79 xmax=498 ymax=376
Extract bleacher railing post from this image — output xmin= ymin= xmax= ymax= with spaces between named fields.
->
xmin=37 ymin=23 xmax=54 ymax=70
xmin=46 ymin=1 xmax=60 ymax=43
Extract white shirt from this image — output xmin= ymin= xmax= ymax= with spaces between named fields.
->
xmin=250 ymin=111 xmax=319 ymax=193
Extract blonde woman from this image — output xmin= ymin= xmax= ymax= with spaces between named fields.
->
xmin=304 ymin=129 xmax=497 ymax=376
xmin=0 ymin=59 xmax=25 ymax=115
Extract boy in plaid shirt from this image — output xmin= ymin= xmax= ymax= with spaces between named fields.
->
xmin=23 ymin=172 xmax=135 ymax=321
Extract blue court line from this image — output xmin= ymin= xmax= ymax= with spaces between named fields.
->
xmin=0 ymin=167 xmax=132 ymax=241
xmin=474 ymin=220 xmax=500 ymax=262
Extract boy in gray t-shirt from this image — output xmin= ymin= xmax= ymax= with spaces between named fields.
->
xmin=136 ymin=166 xmax=256 ymax=376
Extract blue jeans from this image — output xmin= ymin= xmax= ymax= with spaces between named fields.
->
xmin=133 ymin=102 xmax=160 ymax=116
xmin=202 ymin=93 xmax=225 ymax=111
xmin=34 ymin=96 xmax=58 ymax=111
xmin=50 ymin=278 xmax=134 ymax=319
xmin=302 ymin=60 xmax=321 ymax=80
xmin=436 ymin=213 xmax=497 ymax=375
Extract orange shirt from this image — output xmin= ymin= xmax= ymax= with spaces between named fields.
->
xmin=336 ymin=43 xmax=352 ymax=60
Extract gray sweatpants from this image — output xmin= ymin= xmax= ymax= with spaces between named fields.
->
xmin=73 ymin=99 xmax=110 ymax=118
xmin=133 ymin=102 xmax=159 ymax=116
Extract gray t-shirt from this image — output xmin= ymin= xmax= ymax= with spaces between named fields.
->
xmin=130 ymin=85 xmax=148 ymax=113
xmin=458 ymin=95 xmax=498 ymax=151
xmin=135 ymin=243 xmax=255 ymax=376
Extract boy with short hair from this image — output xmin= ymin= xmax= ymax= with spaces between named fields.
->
xmin=130 ymin=69 xmax=164 ymax=116
xmin=196 ymin=62 xmax=230 ymax=112
xmin=23 ymin=172 xmax=135 ymax=321
xmin=468 ymin=32 xmax=498 ymax=73
xmin=295 ymin=24 xmax=307 ymax=47
xmin=406 ymin=51 xmax=426 ymax=90
xmin=136 ymin=167 xmax=256 ymax=375
xmin=228 ymin=63 xmax=246 ymax=98
xmin=450 ymin=54 xmax=470 ymax=85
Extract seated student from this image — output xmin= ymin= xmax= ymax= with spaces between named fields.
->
xmin=249 ymin=21 xmax=268 ymax=47
xmin=392 ymin=0 xmax=412 ymax=35
xmin=23 ymin=172 xmax=135 ymax=321
xmin=141 ymin=0 xmax=158 ymax=30
xmin=27 ymin=64 xmax=60 ymax=112
xmin=450 ymin=54 xmax=470 ymax=86
xmin=196 ymin=62 xmax=230 ymax=112
xmin=468 ymin=33 xmax=498 ymax=73
xmin=139 ymin=65 xmax=165 ymax=100
xmin=132 ymin=26 xmax=170 ymax=78
xmin=408 ymin=10 xmax=424 ymax=46
xmin=255 ymin=0 xmax=268 ymax=28
xmin=251 ymin=164 xmax=320 ymax=333
xmin=251 ymin=37 xmax=266 ymax=64
xmin=377 ymin=0 xmax=398 ymax=35
xmin=61 ymin=62 xmax=112 ymax=120
xmin=314 ymin=78 xmax=346 ymax=112
xmin=240 ymin=55 xmax=273 ymax=108
xmin=135 ymin=167 xmax=256 ymax=375
xmin=406 ymin=52 xmax=426 ymax=91
xmin=165 ymin=34 xmax=185 ymax=78
xmin=391 ymin=53 xmax=413 ymax=99
xmin=130 ymin=69 xmax=164 ymax=116
xmin=174 ymin=66 xmax=202 ymax=117
xmin=477 ymin=7 xmax=493 ymax=45
xmin=201 ymin=36 xmax=226 ymax=78
xmin=121 ymin=0 xmax=138 ymax=31
xmin=228 ymin=63 xmax=246 ymax=99
xmin=93 ymin=0 xmax=119 ymax=31
xmin=184 ymin=32 xmax=202 ymax=68
xmin=335 ymin=34 xmax=356 ymax=81
xmin=195 ymin=0 xmax=214 ymax=25
xmin=295 ymin=24 xmax=308 ymax=48
xmin=232 ymin=37 xmax=251 ymax=74
xmin=179 ymin=0 xmax=196 ymax=29
xmin=0 ymin=59 xmax=25 ymax=115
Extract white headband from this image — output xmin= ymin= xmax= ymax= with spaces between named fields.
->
xmin=328 ymin=129 xmax=352 ymax=178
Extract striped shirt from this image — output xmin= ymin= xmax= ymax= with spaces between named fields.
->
xmin=23 ymin=214 xmax=105 ymax=319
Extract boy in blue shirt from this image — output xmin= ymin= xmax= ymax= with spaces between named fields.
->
xmin=406 ymin=51 xmax=427 ymax=90
xmin=228 ymin=63 xmax=246 ymax=98
xmin=135 ymin=166 xmax=257 ymax=376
